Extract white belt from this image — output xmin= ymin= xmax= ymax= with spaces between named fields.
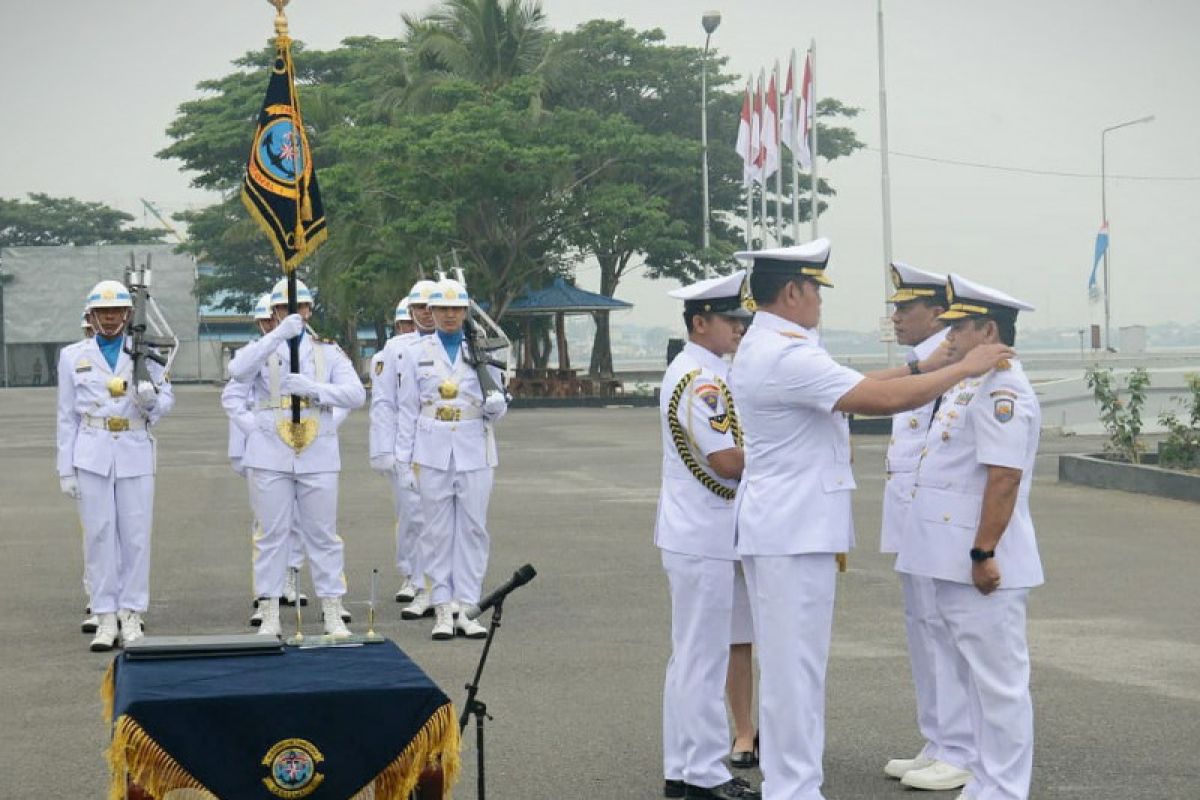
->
xmin=256 ymin=397 xmax=315 ymax=411
xmin=83 ymin=414 xmax=145 ymax=432
xmin=421 ymin=404 xmax=483 ymax=422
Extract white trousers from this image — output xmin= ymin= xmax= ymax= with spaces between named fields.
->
xmin=934 ymin=581 xmax=1033 ymax=800
xmin=418 ymin=458 xmax=492 ymax=606
xmin=250 ymin=469 xmax=346 ymax=599
xmin=390 ymin=469 xmax=425 ymax=581
xmin=743 ymin=554 xmax=837 ymax=800
xmin=731 ymin=560 xmax=754 ymax=645
xmin=661 ymin=550 xmax=736 ymax=789
xmin=901 ymin=572 xmax=974 ymax=768
xmin=77 ymin=470 xmax=154 ymax=614
xmin=246 ymin=469 xmax=304 ymax=596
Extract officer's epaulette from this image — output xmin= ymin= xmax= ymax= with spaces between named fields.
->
xmin=778 ymin=331 xmax=808 ymax=340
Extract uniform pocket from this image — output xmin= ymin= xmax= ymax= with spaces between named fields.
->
xmin=917 ymin=489 xmax=981 ymax=530
xmin=820 ymin=464 xmax=856 ymax=493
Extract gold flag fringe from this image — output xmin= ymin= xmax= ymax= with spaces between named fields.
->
xmin=239 ymin=189 xmax=329 ymax=275
xmin=101 ymin=660 xmax=116 ymax=723
xmin=359 ymin=702 xmax=462 ymax=800
xmin=106 ymin=715 xmax=211 ymax=800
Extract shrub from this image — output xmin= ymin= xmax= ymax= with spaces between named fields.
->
xmin=1158 ymin=373 xmax=1200 ymax=470
xmin=1085 ymin=366 xmax=1150 ymax=463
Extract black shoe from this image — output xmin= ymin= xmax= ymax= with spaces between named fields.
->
xmin=684 ymin=778 xmax=761 ymax=799
xmin=730 ymin=732 xmax=759 ymax=769
xmin=664 ymin=779 xmax=685 ymax=798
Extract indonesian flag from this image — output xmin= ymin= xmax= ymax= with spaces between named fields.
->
xmin=750 ymin=77 xmax=765 ymax=184
xmin=763 ymin=69 xmax=780 ymax=181
xmin=734 ymin=82 xmax=754 ymax=187
xmin=781 ymin=53 xmax=796 ymax=154
xmin=796 ymin=49 xmax=814 ymax=170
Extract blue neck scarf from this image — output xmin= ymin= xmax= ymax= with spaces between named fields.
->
xmin=97 ymin=334 xmax=123 ymax=371
xmin=437 ymin=329 xmax=464 ymax=364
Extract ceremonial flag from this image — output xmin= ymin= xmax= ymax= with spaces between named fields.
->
xmin=796 ymin=50 xmax=815 ymax=170
xmin=241 ymin=30 xmax=327 ymax=272
xmin=781 ymin=52 xmax=796 ymax=154
xmin=763 ymin=70 xmax=780 ymax=181
xmin=1088 ymin=222 xmax=1109 ymax=302
xmin=735 ymin=83 xmax=754 ymax=187
xmin=750 ymin=77 xmax=765 ymax=185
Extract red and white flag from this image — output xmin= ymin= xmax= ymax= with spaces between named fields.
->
xmin=796 ymin=49 xmax=814 ymax=170
xmin=780 ymin=52 xmax=796 ymax=154
xmin=750 ymin=76 xmax=765 ymax=184
xmin=734 ymin=82 xmax=754 ymax=187
xmin=763 ymin=69 xmax=780 ymax=181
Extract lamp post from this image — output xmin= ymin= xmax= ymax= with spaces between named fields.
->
xmin=1100 ymin=114 xmax=1154 ymax=351
xmin=700 ymin=10 xmax=721 ymax=277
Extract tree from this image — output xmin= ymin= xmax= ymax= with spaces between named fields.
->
xmin=0 ymin=193 xmax=164 ymax=247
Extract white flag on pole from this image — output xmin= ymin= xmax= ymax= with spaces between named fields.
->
xmin=763 ymin=69 xmax=780 ymax=181
xmin=781 ymin=51 xmax=796 ymax=154
xmin=797 ymin=49 xmax=814 ymax=170
xmin=750 ymin=76 xmax=765 ymax=185
xmin=734 ymin=82 xmax=754 ymax=187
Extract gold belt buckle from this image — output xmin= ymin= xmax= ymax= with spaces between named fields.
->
xmin=280 ymin=396 xmax=310 ymax=410
xmin=106 ymin=417 xmax=130 ymax=432
xmin=435 ymin=406 xmax=461 ymax=422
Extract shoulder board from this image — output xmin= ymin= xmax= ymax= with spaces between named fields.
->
xmin=777 ymin=331 xmax=808 ymax=340
xmin=318 ymin=336 xmax=338 ymax=345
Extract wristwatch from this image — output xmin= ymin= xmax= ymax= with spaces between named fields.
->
xmin=969 ymin=547 xmax=995 ymax=563
xmin=906 ymin=356 xmax=921 ymax=375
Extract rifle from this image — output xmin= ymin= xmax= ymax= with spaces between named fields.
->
xmin=124 ymin=253 xmax=179 ymax=392
xmin=441 ymin=253 xmax=511 ymax=397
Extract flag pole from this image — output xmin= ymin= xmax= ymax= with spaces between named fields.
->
xmin=758 ymin=70 xmax=768 ymax=246
xmin=773 ymin=60 xmax=783 ymax=245
xmin=810 ymin=40 xmax=820 ymax=239
xmin=790 ymin=50 xmax=800 ymax=243
xmin=876 ymin=2 xmax=896 ymax=366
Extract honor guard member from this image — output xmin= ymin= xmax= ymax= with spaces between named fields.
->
xmin=78 ymin=310 xmax=99 ymax=636
xmin=227 ymin=277 xmax=366 ymax=638
xmin=394 ymin=278 xmax=507 ymax=640
xmin=369 ymin=285 xmax=435 ymax=611
xmin=895 ymin=275 xmax=1042 ymax=800
xmin=656 ymin=272 xmax=759 ymax=800
xmin=729 ymin=240 xmax=1014 ymax=800
xmin=881 ymin=264 xmax=976 ymax=792
xmin=57 ymin=280 xmax=175 ymax=651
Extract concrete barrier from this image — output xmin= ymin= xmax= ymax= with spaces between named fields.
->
xmin=1058 ymin=452 xmax=1200 ymax=503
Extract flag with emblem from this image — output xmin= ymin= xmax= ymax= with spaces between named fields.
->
xmin=241 ymin=24 xmax=328 ymax=272
xmin=1088 ymin=222 xmax=1108 ymax=303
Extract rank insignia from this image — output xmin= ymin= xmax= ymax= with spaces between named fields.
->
xmin=709 ymin=412 xmax=732 ymax=434
xmin=954 ymin=392 xmax=974 ymax=406
xmin=994 ymin=398 xmax=1015 ymax=423
xmin=373 ymin=360 xmax=384 ymax=376
xmin=262 ymin=737 xmax=325 ymax=798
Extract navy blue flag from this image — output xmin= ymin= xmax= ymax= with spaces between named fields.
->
xmin=242 ymin=33 xmax=327 ymax=271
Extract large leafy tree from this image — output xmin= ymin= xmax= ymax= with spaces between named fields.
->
xmin=0 ymin=193 xmax=164 ymax=248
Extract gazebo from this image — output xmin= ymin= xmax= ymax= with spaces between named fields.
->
xmin=503 ymin=277 xmax=633 ymax=398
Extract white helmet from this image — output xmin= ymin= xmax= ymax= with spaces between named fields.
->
xmin=428 ymin=278 xmax=470 ymax=308
xmin=407 ymin=280 xmax=439 ymax=305
xmin=85 ymin=280 xmax=133 ymax=310
xmin=394 ymin=297 xmax=412 ymax=323
xmin=270 ymin=277 xmax=314 ymax=307
xmin=253 ymin=293 xmax=274 ymax=321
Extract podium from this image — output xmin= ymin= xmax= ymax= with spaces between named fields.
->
xmin=104 ymin=640 xmax=458 ymax=799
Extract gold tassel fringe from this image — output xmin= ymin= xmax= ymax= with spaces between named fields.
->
xmin=239 ymin=189 xmax=329 ymax=274
xmin=361 ymin=702 xmax=462 ymax=800
xmin=107 ymin=715 xmax=211 ymax=800
xmin=101 ymin=660 xmax=116 ymax=723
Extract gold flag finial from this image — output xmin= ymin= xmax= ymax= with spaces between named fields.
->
xmin=268 ymin=0 xmax=290 ymax=37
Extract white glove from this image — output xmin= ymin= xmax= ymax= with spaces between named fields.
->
xmin=60 ymin=475 xmax=81 ymax=500
xmin=272 ymin=313 xmax=305 ymax=341
xmin=370 ymin=454 xmax=396 ymax=476
xmin=136 ymin=380 xmax=158 ymax=408
xmin=396 ymin=461 xmax=418 ymax=491
xmin=483 ymin=390 xmax=507 ymax=417
xmin=280 ymin=372 xmax=321 ymax=400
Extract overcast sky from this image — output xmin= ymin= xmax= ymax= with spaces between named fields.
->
xmin=2 ymin=0 xmax=1197 ymax=336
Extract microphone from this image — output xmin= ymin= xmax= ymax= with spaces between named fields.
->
xmin=462 ymin=564 xmax=537 ymax=620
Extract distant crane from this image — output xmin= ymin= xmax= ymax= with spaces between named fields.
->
xmin=139 ymin=198 xmax=187 ymax=244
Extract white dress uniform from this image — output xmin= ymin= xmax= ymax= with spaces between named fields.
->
xmin=228 ymin=331 xmax=365 ymax=601
xmin=881 ymin=264 xmax=975 ymax=777
xmin=369 ymin=331 xmax=428 ymax=588
xmin=896 ymin=274 xmax=1042 ymax=800
xmin=656 ymin=271 xmax=754 ymax=794
xmin=56 ymin=335 xmax=174 ymax=617
xmin=394 ymin=331 xmax=505 ymax=610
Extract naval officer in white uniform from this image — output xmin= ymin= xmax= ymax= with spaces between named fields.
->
xmin=729 ymin=240 xmax=1014 ymax=800
xmin=881 ymin=264 xmax=975 ymax=792
xmin=227 ymin=277 xmax=365 ymax=638
xmin=656 ymin=271 xmax=759 ymax=800
xmin=394 ymin=278 xmax=507 ymax=640
xmin=895 ymin=275 xmax=1042 ymax=800
xmin=57 ymin=280 xmax=175 ymax=651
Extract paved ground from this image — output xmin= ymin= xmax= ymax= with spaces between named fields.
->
xmin=1 ymin=385 xmax=1198 ymax=799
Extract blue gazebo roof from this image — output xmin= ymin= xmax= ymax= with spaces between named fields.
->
xmin=505 ymin=277 xmax=633 ymax=315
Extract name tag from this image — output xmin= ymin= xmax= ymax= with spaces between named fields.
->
xmin=418 ymin=360 xmax=434 ymax=367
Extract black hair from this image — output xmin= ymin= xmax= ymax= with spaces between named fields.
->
xmin=750 ymin=272 xmax=816 ymax=306
xmin=969 ymin=315 xmax=1016 ymax=346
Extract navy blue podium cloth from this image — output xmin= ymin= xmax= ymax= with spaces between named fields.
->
xmin=104 ymin=640 xmax=459 ymax=800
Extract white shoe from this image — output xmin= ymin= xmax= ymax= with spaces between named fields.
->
xmin=901 ymin=761 xmax=972 ymax=791
xmin=455 ymin=613 xmax=487 ymax=639
xmin=250 ymin=598 xmax=265 ymax=627
xmin=394 ymin=578 xmax=418 ymax=604
xmin=402 ymin=589 xmax=433 ymax=620
xmin=884 ymin=752 xmax=935 ymax=779
xmin=257 ymin=598 xmax=281 ymax=637
xmin=431 ymin=604 xmax=454 ymax=640
xmin=319 ymin=597 xmax=351 ymax=623
xmin=81 ymin=614 xmax=99 ymax=634
xmin=117 ymin=610 xmax=145 ymax=646
xmin=282 ymin=570 xmax=309 ymax=606
xmin=321 ymin=598 xmax=351 ymax=637
xmin=90 ymin=613 xmax=119 ymax=652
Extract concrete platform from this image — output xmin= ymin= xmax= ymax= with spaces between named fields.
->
xmin=1 ymin=385 xmax=1198 ymax=798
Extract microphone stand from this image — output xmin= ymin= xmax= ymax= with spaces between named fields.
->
xmin=459 ymin=597 xmax=504 ymax=800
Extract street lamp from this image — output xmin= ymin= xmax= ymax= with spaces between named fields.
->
xmin=1100 ymin=114 xmax=1154 ymax=351
xmin=700 ymin=10 xmax=721 ymax=277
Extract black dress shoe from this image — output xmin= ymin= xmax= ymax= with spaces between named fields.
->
xmin=683 ymin=778 xmax=761 ymax=800
xmin=664 ymin=779 xmax=685 ymax=798
xmin=730 ymin=732 xmax=760 ymax=768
